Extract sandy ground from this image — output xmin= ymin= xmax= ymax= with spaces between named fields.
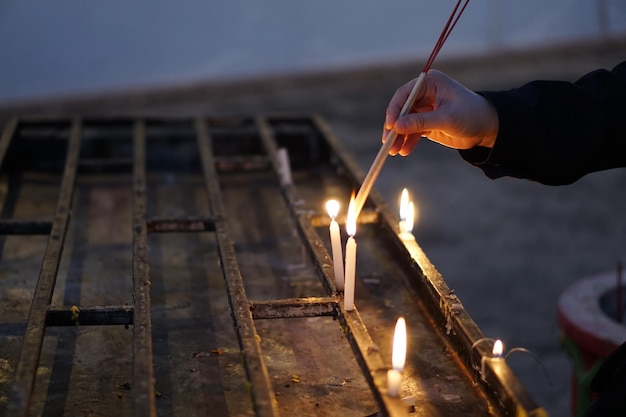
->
xmin=2 ymin=37 xmax=626 ymax=416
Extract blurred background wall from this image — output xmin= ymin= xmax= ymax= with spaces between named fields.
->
xmin=1 ymin=0 xmax=625 ymax=104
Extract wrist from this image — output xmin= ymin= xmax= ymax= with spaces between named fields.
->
xmin=476 ymin=94 xmax=499 ymax=148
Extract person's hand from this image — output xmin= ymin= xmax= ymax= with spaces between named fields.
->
xmin=383 ymin=69 xmax=499 ymax=156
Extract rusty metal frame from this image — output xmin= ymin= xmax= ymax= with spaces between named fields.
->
xmin=0 ymin=115 xmax=546 ymax=417
xmin=131 ymin=120 xmax=157 ymax=416
xmin=7 ymin=118 xmax=82 ymax=416
xmin=195 ymin=118 xmax=281 ymax=417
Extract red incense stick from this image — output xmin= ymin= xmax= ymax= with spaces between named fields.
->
xmin=353 ymin=0 xmax=470 ymax=218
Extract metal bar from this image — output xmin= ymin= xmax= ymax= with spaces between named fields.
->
xmin=309 ymin=210 xmax=378 ymax=228
xmin=0 ymin=220 xmax=52 ymax=235
xmin=481 ymin=356 xmax=544 ymax=417
xmin=215 ymin=155 xmax=270 ymax=172
xmin=195 ymin=118 xmax=280 ymax=417
xmin=250 ymin=297 xmax=337 ymax=320
xmin=295 ymin=212 xmax=338 ymax=295
xmin=0 ymin=117 xmax=18 ymax=169
xmin=131 ymin=119 xmax=157 ymax=417
xmin=78 ymin=157 xmax=133 ymax=171
xmin=338 ymin=305 xmax=409 ymax=417
xmin=255 ymin=116 xmax=408 ymax=416
xmin=146 ymin=216 xmax=215 ymax=233
xmin=8 ymin=118 xmax=82 ymax=417
xmin=254 ymin=117 xmax=337 ymax=295
xmin=254 ymin=117 xmax=293 ymax=192
xmin=46 ymin=305 xmax=134 ymax=326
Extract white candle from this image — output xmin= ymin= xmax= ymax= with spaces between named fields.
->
xmin=277 ymin=148 xmax=293 ymax=186
xmin=387 ymin=369 xmax=402 ymax=398
xmin=325 ymin=200 xmax=344 ymax=291
xmin=388 ymin=317 xmax=407 ymax=397
xmin=344 ymin=195 xmax=357 ymax=311
xmin=481 ymin=339 xmax=504 ymax=381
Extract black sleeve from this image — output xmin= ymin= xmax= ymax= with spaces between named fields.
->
xmin=458 ymin=61 xmax=626 ymax=185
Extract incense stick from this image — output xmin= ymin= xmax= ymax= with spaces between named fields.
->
xmin=353 ymin=0 xmax=470 ymax=218
xmin=352 ymin=72 xmax=426 ymax=218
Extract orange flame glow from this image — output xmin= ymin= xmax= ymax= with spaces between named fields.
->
xmin=392 ymin=317 xmax=407 ymax=370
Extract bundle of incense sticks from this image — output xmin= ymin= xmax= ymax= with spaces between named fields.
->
xmin=352 ymin=0 xmax=471 ymax=219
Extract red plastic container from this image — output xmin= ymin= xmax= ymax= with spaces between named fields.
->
xmin=557 ymin=272 xmax=626 ymax=416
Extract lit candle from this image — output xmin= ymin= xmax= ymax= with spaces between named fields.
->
xmin=399 ymin=201 xmax=415 ymax=241
xmin=326 ymin=200 xmax=344 ymax=291
xmin=481 ymin=339 xmax=504 ymax=381
xmin=387 ymin=317 xmax=407 ymax=397
xmin=344 ymin=194 xmax=357 ymax=311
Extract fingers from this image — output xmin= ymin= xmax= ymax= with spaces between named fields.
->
xmin=395 ymin=108 xmax=449 ymax=136
xmin=384 ymin=109 xmax=444 ymax=156
xmin=383 ymin=74 xmax=434 ymax=146
xmin=382 ymin=111 xmax=428 ymax=157
xmin=384 ymin=80 xmax=417 ymax=130
xmin=388 ymin=133 xmax=421 ymax=156
xmin=398 ymin=135 xmax=421 ymax=156
xmin=382 ymin=78 xmax=425 ymax=156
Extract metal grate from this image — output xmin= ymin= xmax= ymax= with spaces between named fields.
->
xmin=0 ymin=115 xmax=545 ymax=417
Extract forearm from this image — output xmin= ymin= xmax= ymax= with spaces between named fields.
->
xmin=460 ymin=61 xmax=626 ymax=185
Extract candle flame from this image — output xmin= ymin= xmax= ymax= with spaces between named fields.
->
xmin=492 ymin=339 xmax=504 ymax=357
xmin=325 ymin=199 xmax=340 ymax=220
xmin=399 ymin=188 xmax=409 ymax=221
xmin=392 ymin=317 xmax=407 ymax=370
xmin=405 ymin=201 xmax=415 ymax=233
xmin=346 ymin=192 xmax=356 ymax=237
